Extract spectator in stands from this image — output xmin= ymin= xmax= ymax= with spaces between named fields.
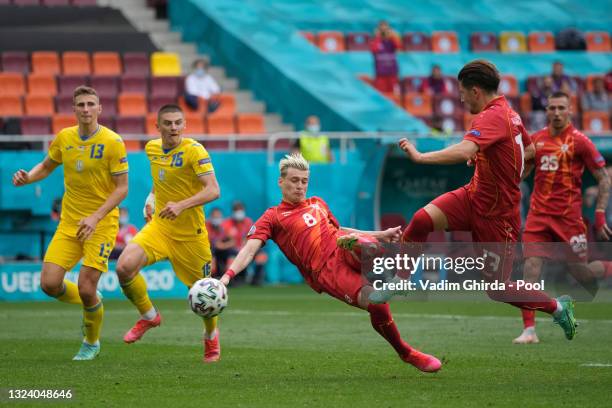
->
xmin=110 ymin=208 xmax=138 ymax=260
xmin=420 ymin=64 xmax=447 ymax=95
xmin=581 ymin=77 xmax=610 ymax=114
xmin=551 ymin=61 xmax=576 ymax=94
xmin=530 ymin=76 xmax=554 ymax=130
xmin=206 ymin=207 xmax=234 ymax=277
xmin=223 ymin=201 xmax=267 ymax=286
xmin=370 ymin=20 xmax=401 ymax=95
xmin=184 ymin=59 xmax=221 ymax=112
xmin=292 ymin=115 xmax=332 ymax=163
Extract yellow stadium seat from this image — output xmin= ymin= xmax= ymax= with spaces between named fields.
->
xmin=150 ymin=52 xmax=182 ymax=76
xmin=499 ymin=32 xmax=527 ymax=53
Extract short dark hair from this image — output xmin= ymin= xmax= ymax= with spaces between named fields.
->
xmin=73 ymin=86 xmax=98 ymax=104
xmin=157 ymin=104 xmax=183 ymax=121
xmin=457 ymin=60 xmax=500 ymax=93
xmin=549 ymin=91 xmax=570 ymax=100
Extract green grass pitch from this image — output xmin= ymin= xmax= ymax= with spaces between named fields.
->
xmin=1 ymin=285 xmax=611 ymax=407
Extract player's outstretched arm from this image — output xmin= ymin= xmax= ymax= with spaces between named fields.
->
xmin=340 ymin=226 xmax=402 ymax=243
xmin=592 ymin=167 xmax=611 ymax=240
xmin=399 ymin=138 xmax=479 ymax=165
xmin=12 ymin=156 xmax=60 ymax=187
xmin=158 ymin=172 xmax=220 ymax=220
xmin=220 ymin=238 xmax=264 ymax=286
xmin=77 ymin=172 xmax=128 ymax=242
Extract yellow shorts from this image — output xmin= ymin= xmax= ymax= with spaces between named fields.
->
xmin=44 ymin=223 xmax=118 ymax=273
xmin=132 ymin=222 xmax=212 ymax=287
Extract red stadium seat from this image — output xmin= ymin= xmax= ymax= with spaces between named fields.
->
xmin=402 ymin=93 xmax=432 ymax=117
xmin=146 ymin=112 xmax=158 ymax=136
xmin=206 ymin=113 xmax=236 ymax=134
xmin=439 ymin=116 xmax=464 ymax=133
xmin=432 ymin=31 xmax=459 ymax=53
xmin=433 ymin=95 xmax=463 ymax=117
xmin=62 ymin=51 xmax=91 ymax=75
xmin=21 ymin=116 xmax=51 ymax=135
xmin=118 ymin=93 xmax=147 ymax=116
xmin=585 ymin=75 xmax=604 ymax=92
xmin=120 ymin=74 xmax=148 ymax=94
xmin=27 ymin=74 xmax=57 ymax=96
xmin=498 ymin=75 xmax=519 ymax=97
xmin=148 ymin=95 xmax=175 ymax=113
xmin=178 ymin=95 xmax=207 ymax=116
xmin=585 ymin=32 xmax=610 ymax=52
xmin=346 ymin=32 xmax=371 ymax=51
xmin=402 ymin=76 xmax=426 ymax=93
xmin=1 ymin=52 xmax=30 ymax=74
xmin=582 ymin=111 xmax=610 ymax=133
xmin=520 ymin=92 xmax=532 ymax=115
xmin=98 ymin=114 xmax=115 ymax=130
xmin=470 ymin=32 xmax=497 ymax=52
xmin=24 ymin=95 xmax=54 ymax=116
xmin=0 ymin=95 xmax=23 ymax=116
xmin=212 ymin=93 xmax=236 ymax=115
xmin=99 ymin=95 xmax=117 ymax=116
xmin=52 ymin=113 xmax=76 ymax=133
xmin=92 ymin=52 xmax=122 ymax=76
xmin=58 ymin=75 xmax=88 ymax=95
xmin=0 ymin=73 xmax=25 ymax=96
xmin=183 ymin=112 xmax=205 ymax=135
xmin=236 ymin=113 xmax=265 ymax=134
xmin=90 ymin=75 xmax=119 ymax=98
xmin=115 ymin=116 xmax=145 ymax=135
xmin=528 ymin=32 xmax=555 ymax=52
xmin=442 ymin=76 xmax=459 ymax=96
xmin=150 ymin=76 xmax=179 ymax=97
xmin=55 ymin=94 xmax=73 ymax=113
xmin=123 ymin=52 xmax=149 ymax=75
xmin=402 ymin=32 xmax=431 ymax=51
xmin=317 ymin=31 xmax=345 ymax=52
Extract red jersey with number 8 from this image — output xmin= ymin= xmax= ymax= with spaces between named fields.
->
xmin=463 ymin=96 xmax=532 ymax=219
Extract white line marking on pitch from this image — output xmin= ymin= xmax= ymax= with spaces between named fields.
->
xmin=580 ymin=363 xmax=612 ymax=367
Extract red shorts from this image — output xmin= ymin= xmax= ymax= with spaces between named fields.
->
xmin=523 ymin=214 xmax=587 ymax=261
xmin=314 ymin=246 xmax=369 ymax=307
xmin=374 ymin=75 xmax=399 ymax=93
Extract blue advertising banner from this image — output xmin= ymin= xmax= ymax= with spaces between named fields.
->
xmin=0 ymin=261 xmax=188 ymax=302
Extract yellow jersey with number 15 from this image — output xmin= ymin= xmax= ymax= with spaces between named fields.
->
xmin=146 ymin=137 xmax=214 ymax=241
xmin=48 ymin=125 xmax=128 ymax=235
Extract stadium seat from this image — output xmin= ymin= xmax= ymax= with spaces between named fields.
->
xmin=123 ymin=52 xmax=149 ymax=75
xmin=92 ymin=52 xmax=122 ymax=76
xmin=118 ymin=93 xmax=147 ymax=115
xmin=206 ymin=113 xmax=236 ymax=134
xmin=585 ymin=75 xmax=604 ymax=92
xmin=528 ymin=32 xmax=555 ymax=52
xmin=582 ymin=112 xmax=609 ymax=133
xmin=20 ymin=116 xmax=51 ymax=135
xmin=32 ymin=51 xmax=60 ymax=75
xmin=585 ymin=31 xmax=610 ymax=52
xmin=470 ymin=32 xmax=497 ymax=52
xmin=402 ymin=32 xmax=431 ymax=51
xmin=148 ymin=95 xmax=175 ymax=113
xmin=526 ymin=76 xmax=542 ymax=94
xmin=24 ymin=95 xmax=54 ymax=116
xmin=402 ymin=93 xmax=432 ymax=117
xmin=431 ymin=31 xmax=459 ymax=53
xmin=505 ymin=96 xmax=521 ymax=112
xmin=499 ymin=32 xmax=527 ymax=53
xmin=145 ymin=112 xmax=158 ymax=136
xmin=52 ymin=113 xmax=76 ymax=133
xmin=99 ymin=95 xmax=117 ymax=116
xmin=0 ymin=95 xmax=23 ymax=116
xmin=120 ymin=74 xmax=148 ymax=94
xmin=150 ymin=76 xmax=179 ymax=97
xmin=58 ymin=75 xmax=88 ymax=95
xmin=380 ymin=213 xmax=407 ymax=230
xmin=300 ymin=31 xmax=316 ymax=45
xmin=236 ymin=113 xmax=265 ymax=134
xmin=0 ymin=73 xmax=25 ymax=96
xmin=317 ymin=31 xmax=345 ymax=52
xmin=115 ymin=116 xmax=145 ymax=135
xmin=433 ymin=95 xmax=463 ymax=117
xmin=150 ymin=52 xmax=181 ymax=76
xmin=90 ymin=75 xmax=119 ymax=98
xmin=27 ymin=74 xmax=57 ymax=96
xmin=402 ymin=76 xmax=426 ymax=93
xmin=499 ymin=75 xmax=519 ymax=97
xmin=212 ymin=93 xmax=237 ymax=115
xmin=61 ymin=52 xmax=91 ymax=76
xmin=183 ymin=112 xmax=205 ymax=135
xmin=443 ymin=77 xmax=460 ymax=96
xmin=346 ymin=32 xmax=371 ymax=51
xmin=98 ymin=115 xmax=115 ymax=130
xmin=1 ymin=52 xmax=29 ymax=74
xmin=55 ymin=94 xmax=73 ymax=113
xmin=42 ymin=0 xmax=70 ymax=5
xmin=520 ymin=92 xmax=532 ymax=115
xmin=177 ymin=95 xmax=207 ymax=116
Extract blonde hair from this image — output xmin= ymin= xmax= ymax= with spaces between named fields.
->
xmin=279 ymin=153 xmax=309 ymax=177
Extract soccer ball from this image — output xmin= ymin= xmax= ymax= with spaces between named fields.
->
xmin=188 ymin=278 xmax=228 ymax=318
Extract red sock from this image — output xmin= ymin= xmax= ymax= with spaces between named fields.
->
xmin=368 ymin=303 xmax=412 ymax=357
xmin=603 ymin=261 xmax=612 ymax=278
xmin=401 ymin=208 xmax=433 ymax=243
xmin=521 ymin=309 xmax=536 ymax=329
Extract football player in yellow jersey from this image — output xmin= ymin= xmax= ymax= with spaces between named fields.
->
xmin=12 ymin=86 xmax=129 ymax=360
xmin=116 ymin=104 xmax=222 ymax=362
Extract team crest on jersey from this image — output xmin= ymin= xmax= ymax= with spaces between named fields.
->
xmin=247 ymin=225 xmax=256 ymax=236
xmin=75 ymin=160 xmax=84 ymax=172
xmin=158 ymin=168 xmax=166 ymax=181
xmin=65 ymin=145 xmax=73 ymax=151
xmin=468 ymin=130 xmax=481 ymax=137
xmin=78 ymin=146 xmax=86 ymax=151
xmin=561 ymin=144 xmax=569 ymax=153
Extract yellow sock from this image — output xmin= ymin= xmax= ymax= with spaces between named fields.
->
xmin=56 ymin=280 xmax=82 ymax=305
xmin=121 ymin=274 xmax=154 ymax=315
xmin=83 ymin=301 xmax=104 ymax=344
xmin=203 ymin=316 xmax=218 ymax=339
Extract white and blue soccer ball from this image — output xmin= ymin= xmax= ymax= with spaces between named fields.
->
xmin=188 ymin=278 xmax=228 ymax=318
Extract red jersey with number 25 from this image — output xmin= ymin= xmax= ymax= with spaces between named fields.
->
xmin=529 ymin=124 xmax=605 ymax=218
xmin=247 ymin=197 xmax=341 ymax=286
xmin=463 ymin=96 xmax=532 ymax=219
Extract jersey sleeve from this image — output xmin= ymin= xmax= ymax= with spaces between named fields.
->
xmin=48 ymin=132 xmax=63 ymax=164
xmin=109 ymin=138 xmax=129 ymax=175
xmin=580 ymin=135 xmax=606 ymax=172
xmin=247 ymin=208 xmax=275 ymax=244
xmin=190 ymin=142 xmax=214 ymax=176
xmin=463 ymin=113 xmax=500 ymax=151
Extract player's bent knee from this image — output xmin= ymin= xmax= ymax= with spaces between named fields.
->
xmin=40 ymin=280 xmax=62 ymax=297
xmin=116 ymin=244 xmax=146 ymax=281
xmin=402 ymin=208 xmax=434 ymax=242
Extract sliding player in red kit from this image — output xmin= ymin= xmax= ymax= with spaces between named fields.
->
xmin=513 ymin=91 xmax=611 ymax=344
xmin=219 ymin=153 xmax=442 ymax=373
xmin=384 ymin=60 xmax=578 ymax=341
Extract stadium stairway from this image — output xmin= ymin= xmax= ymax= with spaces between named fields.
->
xmin=99 ymin=0 xmax=293 ymax=133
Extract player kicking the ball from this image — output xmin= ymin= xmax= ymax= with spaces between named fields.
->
xmin=219 ymin=153 xmax=441 ymax=373
xmin=12 ymin=86 xmax=129 ymax=360
xmin=513 ymin=91 xmax=610 ymax=344
xmin=116 ymin=104 xmax=222 ymax=362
